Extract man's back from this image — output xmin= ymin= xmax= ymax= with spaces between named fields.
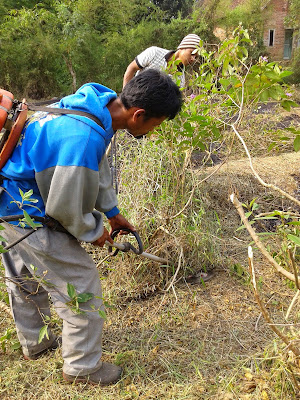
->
xmin=135 ymin=46 xmax=172 ymax=71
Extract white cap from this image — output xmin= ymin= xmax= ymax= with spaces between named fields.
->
xmin=177 ymin=34 xmax=201 ymax=51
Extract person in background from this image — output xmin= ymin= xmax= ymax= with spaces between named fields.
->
xmin=123 ymin=33 xmax=201 ymax=88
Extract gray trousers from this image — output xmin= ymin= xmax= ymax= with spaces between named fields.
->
xmin=1 ymin=224 xmax=104 ymax=376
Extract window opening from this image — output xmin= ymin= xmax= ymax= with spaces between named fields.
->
xmin=269 ymin=29 xmax=274 ymax=47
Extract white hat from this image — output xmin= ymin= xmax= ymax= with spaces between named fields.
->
xmin=177 ymin=34 xmax=201 ymax=51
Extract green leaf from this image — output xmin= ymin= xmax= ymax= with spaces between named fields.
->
xmin=286 ymin=127 xmax=300 ymax=135
xmin=281 ymin=100 xmax=298 ymax=111
xmin=77 ymin=292 xmax=94 ymax=303
xmin=98 ymin=310 xmax=107 ymax=320
xmin=294 ymin=135 xmax=300 ymax=152
xmin=183 ymin=122 xmax=193 ymax=133
xmin=22 ymin=210 xmax=37 ymax=229
xmin=265 ymin=70 xmax=279 ymax=80
xmin=219 ymin=78 xmax=231 ymax=88
xmin=30 ymin=264 xmax=37 ymax=271
xmin=211 ymin=126 xmax=220 ymax=137
xmin=67 ymin=283 xmax=76 ymax=299
xmin=195 ymin=141 xmax=206 ymax=151
xmin=254 ymin=216 xmax=278 ymax=220
xmin=268 ymin=86 xmax=282 ymax=100
xmin=11 ymin=342 xmax=21 ymax=350
xmin=268 ymin=142 xmax=277 ymax=152
xmin=280 ymin=70 xmax=293 ymax=78
xmin=38 ymin=325 xmax=49 ymax=344
xmin=287 ymin=221 xmax=300 ymax=226
xmin=260 ymin=90 xmax=269 ymax=102
xmin=249 ymin=197 xmax=258 ymax=208
xmin=222 ymin=58 xmax=229 ymax=74
xmin=287 ymin=234 xmax=300 ymax=246
xmin=22 ymin=189 xmax=33 ymax=200
xmin=189 ymin=115 xmax=209 ymax=123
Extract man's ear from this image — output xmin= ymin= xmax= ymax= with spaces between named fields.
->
xmin=132 ymin=108 xmax=146 ymax=122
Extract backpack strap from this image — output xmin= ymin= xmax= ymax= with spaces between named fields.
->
xmin=0 ymin=102 xmax=28 ymax=170
xmin=0 ymin=99 xmax=106 ymax=171
xmin=27 ymin=104 xmax=104 ymax=129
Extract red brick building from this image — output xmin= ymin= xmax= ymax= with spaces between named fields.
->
xmin=262 ymin=0 xmax=297 ymax=60
xmin=202 ymin=0 xmax=299 ymax=61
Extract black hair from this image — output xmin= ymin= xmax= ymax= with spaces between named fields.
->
xmin=120 ymin=69 xmax=183 ymax=120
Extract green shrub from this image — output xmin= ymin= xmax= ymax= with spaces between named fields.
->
xmin=285 ymin=48 xmax=300 ymax=84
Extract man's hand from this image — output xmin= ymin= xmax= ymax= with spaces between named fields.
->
xmin=108 ymin=213 xmax=136 ymax=235
xmin=92 ymin=227 xmax=113 ymax=247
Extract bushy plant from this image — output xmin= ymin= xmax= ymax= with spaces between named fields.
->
xmin=98 ymin=13 xmax=213 ymax=92
xmin=0 ymin=0 xmax=217 ymax=96
xmin=203 ymin=0 xmax=267 ymax=60
xmin=285 ymin=48 xmax=300 ymax=84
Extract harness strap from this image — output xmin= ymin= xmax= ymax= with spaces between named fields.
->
xmin=0 ymin=93 xmax=13 ymax=101
xmin=27 ymin=104 xmax=104 ymax=129
xmin=0 ymin=214 xmax=69 ymax=234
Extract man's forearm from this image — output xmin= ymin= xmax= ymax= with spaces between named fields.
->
xmin=123 ymin=70 xmax=135 ymax=88
xmin=123 ymin=60 xmax=141 ymax=88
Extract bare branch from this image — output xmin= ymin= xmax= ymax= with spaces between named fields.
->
xmin=285 ymin=290 xmax=300 ymax=321
xmin=230 ymin=193 xmax=299 ymax=282
xmin=288 ymin=247 xmax=299 ymax=290
xmin=231 ymin=125 xmax=300 ymax=207
xmin=248 ymin=246 xmax=300 ymax=357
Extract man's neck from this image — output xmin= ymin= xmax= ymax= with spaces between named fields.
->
xmin=166 ymin=50 xmax=183 ymax=69
xmin=107 ymin=98 xmax=127 ymax=131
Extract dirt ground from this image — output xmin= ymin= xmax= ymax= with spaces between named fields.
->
xmin=0 ymin=98 xmax=299 ymax=398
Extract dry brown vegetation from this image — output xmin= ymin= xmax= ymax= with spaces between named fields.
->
xmin=0 ymin=102 xmax=299 ymax=399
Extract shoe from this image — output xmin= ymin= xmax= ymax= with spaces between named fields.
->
xmin=63 ymin=362 xmax=122 ymax=386
xmin=23 ymin=336 xmax=62 ymax=360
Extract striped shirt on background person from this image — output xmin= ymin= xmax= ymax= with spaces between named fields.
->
xmin=135 ymin=46 xmax=185 ymax=87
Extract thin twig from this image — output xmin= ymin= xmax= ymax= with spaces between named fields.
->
xmin=231 ymin=193 xmax=298 ymax=282
xmin=0 ymin=301 xmax=12 ymax=317
xmin=248 ymin=246 xmax=300 ymax=357
xmin=288 ymin=247 xmax=299 ymax=290
xmin=285 ymin=290 xmax=300 ymax=321
xmin=170 ymin=160 xmax=226 ymax=219
xmin=96 ymin=254 xmax=112 ymax=267
xmin=256 ymin=212 xmax=300 ymax=219
xmin=164 ymin=246 xmax=184 ymax=292
xmin=231 ymin=125 xmax=300 ymax=207
xmin=255 ymin=293 xmax=275 ymax=331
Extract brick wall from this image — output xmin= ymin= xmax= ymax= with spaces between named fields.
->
xmin=262 ymin=0 xmax=290 ymax=60
xmin=204 ymin=0 xmax=297 ymax=61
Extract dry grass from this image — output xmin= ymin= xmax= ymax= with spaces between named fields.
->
xmin=0 ymin=262 xmax=298 ymax=399
xmin=229 ymin=104 xmax=300 ymax=158
xmin=0 ymin=99 xmax=300 ymax=399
